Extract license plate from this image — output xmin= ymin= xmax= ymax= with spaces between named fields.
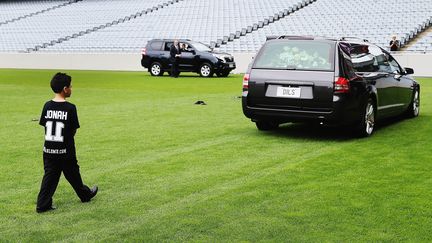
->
xmin=229 ymin=63 xmax=234 ymax=68
xmin=276 ymin=87 xmax=301 ymax=98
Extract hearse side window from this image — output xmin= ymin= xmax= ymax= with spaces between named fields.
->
xmin=253 ymin=40 xmax=334 ymax=71
xmin=150 ymin=41 xmax=163 ymax=51
xmin=388 ymin=55 xmax=402 ymax=73
xmin=351 ymin=45 xmax=391 ymax=73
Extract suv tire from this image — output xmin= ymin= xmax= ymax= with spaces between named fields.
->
xmin=150 ymin=62 xmax=164 ymax=76
xmin=255 ymin=121 xmax=279 ymax=131
xmin=199 ymin=63 xmax=213 ymax=77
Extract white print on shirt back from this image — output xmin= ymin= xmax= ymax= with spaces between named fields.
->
xmin=45 ymin=121 xmax=64 ymax=142
xmin=45 ymin=110 xmax=68 ymax=120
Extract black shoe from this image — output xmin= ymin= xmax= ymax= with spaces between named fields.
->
xmin=36 ymin=205 xmax=56 ymax=213
xmin=82 ymin=185 xmax=98 ymax=203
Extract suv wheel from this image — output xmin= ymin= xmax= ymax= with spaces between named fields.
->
xmin=406 ymin=88 xmax=420 ymax=118
xmin=199 ymin=63 xmax=213 ymax=77
xmin=255 ymin=121 xmax=279 ymax=131
xmin=356 ymin=98 xmax=375 ymax=137
xmin=150 ymin=62 xmax=163 ymax=76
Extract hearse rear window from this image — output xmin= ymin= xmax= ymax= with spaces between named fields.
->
xmin=254 ymin=40 xmax=334 ymax=71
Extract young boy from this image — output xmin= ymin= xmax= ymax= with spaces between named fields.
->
xmin=36 ymin=72 xmax=97 ymax=213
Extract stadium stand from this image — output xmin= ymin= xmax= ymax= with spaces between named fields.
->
xmin=0 ymin=0 xmax=181 ymax=52
xmin=0 ymin=0 xmax=431 ymax=53
xmin=219 ymin=0 xmax=432 ymax=53
xmin=39 ymin=0 xmax=306 ymax=53
xmin=405 ymin=26 xmax=432 ymax=52
xmin=0 ymin=0 xmax=72 ymax=25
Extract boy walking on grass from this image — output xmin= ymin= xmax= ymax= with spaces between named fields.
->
xmin=36 ymin=72 xmax=97 ymax=213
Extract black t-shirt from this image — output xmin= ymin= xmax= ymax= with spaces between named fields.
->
xmin=389 ymin=40 xmax=399 ymax=51
xmin=39 ymin=100 xmax=80 ymax=159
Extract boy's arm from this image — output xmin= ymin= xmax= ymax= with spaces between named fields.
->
xmin=39 ymin=104 xmax=47 ymax=126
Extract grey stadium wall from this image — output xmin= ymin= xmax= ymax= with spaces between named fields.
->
xmin=0 ymin=52 xmax=431 ymax=77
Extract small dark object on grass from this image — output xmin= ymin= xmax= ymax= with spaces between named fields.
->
xmin=31 ymin=118 xmax=38 ymax=122
xmin=194 ymin=100 xmax=207 ymax=105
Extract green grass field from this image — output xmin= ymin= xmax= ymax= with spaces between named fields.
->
xmin=1 ymin=69 xmax=431 ymax=242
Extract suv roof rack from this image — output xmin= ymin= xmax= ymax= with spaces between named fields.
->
xmin=340 ymin=37 xmax=369 ymax=42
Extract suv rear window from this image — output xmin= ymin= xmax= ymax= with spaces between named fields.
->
xmin=253 ymin=40 xmax=334 ymax=71
xmin=150 ymin=41 xmax=163 ymax=51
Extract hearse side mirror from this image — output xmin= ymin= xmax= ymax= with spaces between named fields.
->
xmin=404 ymin=67 xmax=414 ymax=75
xmin=393 ymin=70 xmax=402 ymax=80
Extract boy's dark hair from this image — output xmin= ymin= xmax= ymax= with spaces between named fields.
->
xmin=50 ymin=72 xmax=71 ymax=93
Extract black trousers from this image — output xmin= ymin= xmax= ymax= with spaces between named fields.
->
xmin=171 ymin=59 xmax=179 ymax=77
xmin=36 ymin=157 xmax=92 ymax=210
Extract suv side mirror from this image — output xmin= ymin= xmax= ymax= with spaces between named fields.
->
xmin=404 ymin=67 xmax=414 ymax=75
xmin=187 ymin=48 xmax=195 ymax=54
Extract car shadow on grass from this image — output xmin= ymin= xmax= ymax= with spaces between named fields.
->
xmin=259 ymin=115 xmax=419 ymax=141
xmin=263 ymin=123 xmax=355 ymax=141
xmin=157 ymin=73 xmax=237 ymax=78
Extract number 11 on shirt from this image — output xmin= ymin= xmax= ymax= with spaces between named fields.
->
xmin=45 ymin=121 xmax=64 ymax=142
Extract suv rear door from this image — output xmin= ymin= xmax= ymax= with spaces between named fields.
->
xmin=247 ymin=39 xmax=336 ymax=111
xmin=162 ymin=41 xmax=174 ymax=69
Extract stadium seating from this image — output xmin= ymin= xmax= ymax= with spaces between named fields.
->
xmin=219 ymin=0 xmax=432 ymax=53
xmin=0 ymin=0 xmax=431 ymax=53
xmin=406 ymin=28 xmax=432 ymax=52
xmin=0 ymin=0 xmax=177 ymax=52
xmin=0 ymin=0 xmax=70 ymax=25
xmin=39 ymin=0 xmax=304 ymax=53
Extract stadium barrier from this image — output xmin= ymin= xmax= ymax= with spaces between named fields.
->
xmin=0 ymin=52 xmax=431 ymax=76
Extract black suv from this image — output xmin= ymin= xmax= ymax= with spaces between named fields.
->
xmin=242 ymin=36 xmax=420 ymax=137
xmin=141 ymin=39 xmax=236 ymax=77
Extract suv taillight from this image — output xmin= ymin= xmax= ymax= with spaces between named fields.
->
xmin=334 ymin=77 xmax=349 ymax=93
xmin=141 ymin=48 xmax=146 ymax=56
xmin=243 ymin=74 xmax=249 ymax=90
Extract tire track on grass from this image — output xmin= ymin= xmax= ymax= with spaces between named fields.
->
xmin=68 ymin=142 xmax=342 ymax=241
xmin=92 ymin=134 xmax=244 ymax=176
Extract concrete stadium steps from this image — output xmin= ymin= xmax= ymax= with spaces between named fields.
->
xmin=403 ymin=21 xmax=432 ymax=52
